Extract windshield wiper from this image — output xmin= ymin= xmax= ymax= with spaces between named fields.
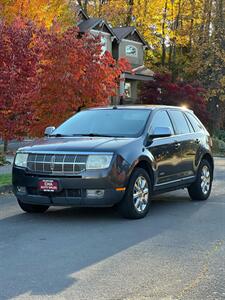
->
xmin=50 ymin=133 xmax=68 ymax=137
xmin=73 ymin=133 xmax=114 ymax=137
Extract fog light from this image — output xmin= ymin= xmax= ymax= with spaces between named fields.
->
xmin=86 ymin=189 xmax=104 ymax=199
xmin=17 ymin=186 xmax=26 ymax=193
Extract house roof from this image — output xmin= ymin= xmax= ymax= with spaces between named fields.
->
xmin=78 ymin=18 xmax=117 ymax=38
xmin=113 ymin=26 xmax=135 ymax=40
xmin=77 ymin=6 xmax=89 ymax=20
xmin=113 ymin=26 xmax=149 ymax=47
xmin=78 ymin=18 xmax=101 ymax=32
xmin=132 ymin=65 xmax=154 ymax=77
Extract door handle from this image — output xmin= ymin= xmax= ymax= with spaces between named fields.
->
xmin=174 ymin=141 xmax=181 ymax=149
xmin=195 ymin=139 xmax=200 ymax=144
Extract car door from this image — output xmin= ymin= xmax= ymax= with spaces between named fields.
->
xmin=184 ymin=111 xmax=206 ymax=171
xmin=146 ymin=109 xmax=183 ymax=185
xmin=168 ymin=109 xmax=196 ymax=179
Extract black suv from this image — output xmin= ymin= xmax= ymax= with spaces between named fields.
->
xmin=13 ymin=106 xmax=214 ymax=219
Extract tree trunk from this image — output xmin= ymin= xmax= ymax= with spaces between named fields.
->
xmin=3 ymin=140 xmax=8 ymax=154
xmin=205 ymin=0 xmax=213 ymax=43
xmin=77 ymin=0 xmax=89 ymax=14
xmin=125 ymin=0 xmax=134 ymax=26
xmin=189 ymin=0 xmax=195 ymax=49
xmin=161 ymin=0 xmax=168 ymax=66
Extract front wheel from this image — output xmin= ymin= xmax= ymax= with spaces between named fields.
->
xmin=188 ymin=159 xmax=213 ymax=201
xmin=118 ymin=168 xmax=152 ymax=219
xmin=17 ymin=199 xmax=49 ymax=213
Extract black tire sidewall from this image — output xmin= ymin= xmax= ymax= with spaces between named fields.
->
xmin=189 ymin=159 xmax=213 ymax=201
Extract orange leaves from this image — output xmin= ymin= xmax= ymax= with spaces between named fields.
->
xmin=0 ymin=19 xmax=40 ymax=141
xmin=0 ymin=0 xmax=75 ymax=29
xmin=0 ymin=18 xmax=130 ymax=140
xmin=31 ymin=27 xmax=130 ymax=136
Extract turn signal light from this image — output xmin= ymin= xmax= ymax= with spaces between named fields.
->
xmin=115 ymin=187 xmax=126 ymax=191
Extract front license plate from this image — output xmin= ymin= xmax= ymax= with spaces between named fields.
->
xmin=38 ymin=180 xmax=59 ymax=192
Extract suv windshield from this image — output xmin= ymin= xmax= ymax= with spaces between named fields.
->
xmin=52 ymin=109 xmax=151 ymax=138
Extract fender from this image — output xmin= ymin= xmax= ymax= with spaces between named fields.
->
xmin=196 ymin=149 xmax=214 ymax=174
xmin=125 ymin=150 xmax=156 ymax=187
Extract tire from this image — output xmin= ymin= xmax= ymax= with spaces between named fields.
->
xmin=188 ymin=159 xmax=213 ymax=201
xmin=118 ymin=168 xmax=152 ymax=219
xmin=17 ymin=199 xmax=49 ymax=213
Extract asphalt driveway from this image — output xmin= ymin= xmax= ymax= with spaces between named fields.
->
xmin=0 ymin=158 xmax=225 ymax=300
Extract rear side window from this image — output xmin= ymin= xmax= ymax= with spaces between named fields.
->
xmin=149 ymin=110 xmax=174 ymax=134
xmin=169 ymin=110 xmax=191 ymax=135
xmin=185 ymin=113 xmax=204 ymax=132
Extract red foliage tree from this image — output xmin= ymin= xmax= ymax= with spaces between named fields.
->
xmin=31 ymin=27 xmax=129 ymax=136
xmin=140 ymin=73 xmax=208 ymax=124
xmin=0 ymin=18 xmax=39 ymax=151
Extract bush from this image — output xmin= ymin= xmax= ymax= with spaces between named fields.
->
xmin=139 ymin=72 xmax=208 ymax=125
xmin=214 ymin=129 xmax=225 ymax=142
xmin=0 ymin=153 xmax=7 ymax=166
xmin=212 ymin=137 xmax=225 ymax=156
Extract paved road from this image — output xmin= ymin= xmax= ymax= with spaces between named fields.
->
xmin=0 ymin=159 xmax=225 ymax=300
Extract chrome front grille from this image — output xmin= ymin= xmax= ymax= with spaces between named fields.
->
xmin=27 ymin=153 xmax=88 ymax=174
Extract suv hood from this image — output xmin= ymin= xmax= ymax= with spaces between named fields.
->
xmin=18 ymin=136 xmax=138 ymax=153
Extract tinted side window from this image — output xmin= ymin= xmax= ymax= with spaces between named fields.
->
xmin=150 ymin=110 xmax=174 ymax=134
xmin=169 ymin=110 xmax=190 ymax=135
xmin=185 ymin=113 xmax=204 ymax=132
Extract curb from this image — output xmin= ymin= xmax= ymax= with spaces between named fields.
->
xmin=0 ymin=185 xmax=12 ymax=194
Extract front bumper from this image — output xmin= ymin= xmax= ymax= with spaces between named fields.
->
xmin=12 ymin=164 xmax=128 ymax=207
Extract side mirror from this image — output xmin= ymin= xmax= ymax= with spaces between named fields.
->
xmin=44 ymin=126 xmax=55 ymax=136
xmin=149 ymin=127 xmax=172 ymax=139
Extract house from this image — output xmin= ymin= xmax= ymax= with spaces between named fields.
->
xmin=77 ymin=7 xmax=154 ymax=105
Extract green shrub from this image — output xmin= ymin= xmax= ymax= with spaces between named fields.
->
xmin=214 ymin=129 xmax=225 ymax=142
xmin=0 ymin=153 xmax=7 ymax=166
xmin=212 ymin=137 xmax=225 ymax=155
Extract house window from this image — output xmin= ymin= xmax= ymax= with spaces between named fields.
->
xmin=124 ymin=82 xmax=132 ymax=98
xmin=125 ymin=45 xmax=138 ymax=57
xmin=101 ymin=36 xmax=107 ymax=54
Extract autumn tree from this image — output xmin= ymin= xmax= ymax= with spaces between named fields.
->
xmin=31 ymin=27 xmax=129 ymax=136
xmin=185 ymin=0 xmax=225 ymax=130
xmin=0 ymin=18 xmax=40 ymax=152
xmin=86 ymin=0 xmax=207 ymax=76
xmin=140 ymin=73 xmax=208 ymax=124
xmin=77 ymin=0 xmax=90 ymax=13
xmin=0 ymin=0 xmax=75 ymax=29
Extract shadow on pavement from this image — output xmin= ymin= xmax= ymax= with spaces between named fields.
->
xmin=0 ymin=190 xmax=206 ymax=299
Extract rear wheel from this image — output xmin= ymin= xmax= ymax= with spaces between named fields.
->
xmin=188 ymin=159 xmax=213 ymax=201
xmin=118 ymin=168 xmax=152 ymax=219
xmin=17 ymin=199 xmax=49 ymax=213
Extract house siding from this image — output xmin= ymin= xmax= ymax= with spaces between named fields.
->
xmin=119 ymin=40 xmax=144 ymax=67
xmin=90 ymin=30 xmax=112 ymax=53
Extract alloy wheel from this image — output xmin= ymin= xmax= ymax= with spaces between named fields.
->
xmin=133 ymin=176 xmax=149 ymax=213
xmin=201 ymin=165 xmax=211 ymax=195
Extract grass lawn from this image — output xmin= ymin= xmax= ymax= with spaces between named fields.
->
xmin=0 ymin=174 xmax=12 ymax=186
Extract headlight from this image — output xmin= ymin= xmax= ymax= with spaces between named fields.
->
xmin=14 ymin=153 xmax=28 ymax=168
xmin=86 ymin=154 xmax=113 ymax=170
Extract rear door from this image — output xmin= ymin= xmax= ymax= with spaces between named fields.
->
xmin=146 ymin=109 xmax=182 ymax=185
xmin=168 ymin=109 xmax=196 ymax=179
xmin=184 ymin=112 xmax=207 ymax=170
